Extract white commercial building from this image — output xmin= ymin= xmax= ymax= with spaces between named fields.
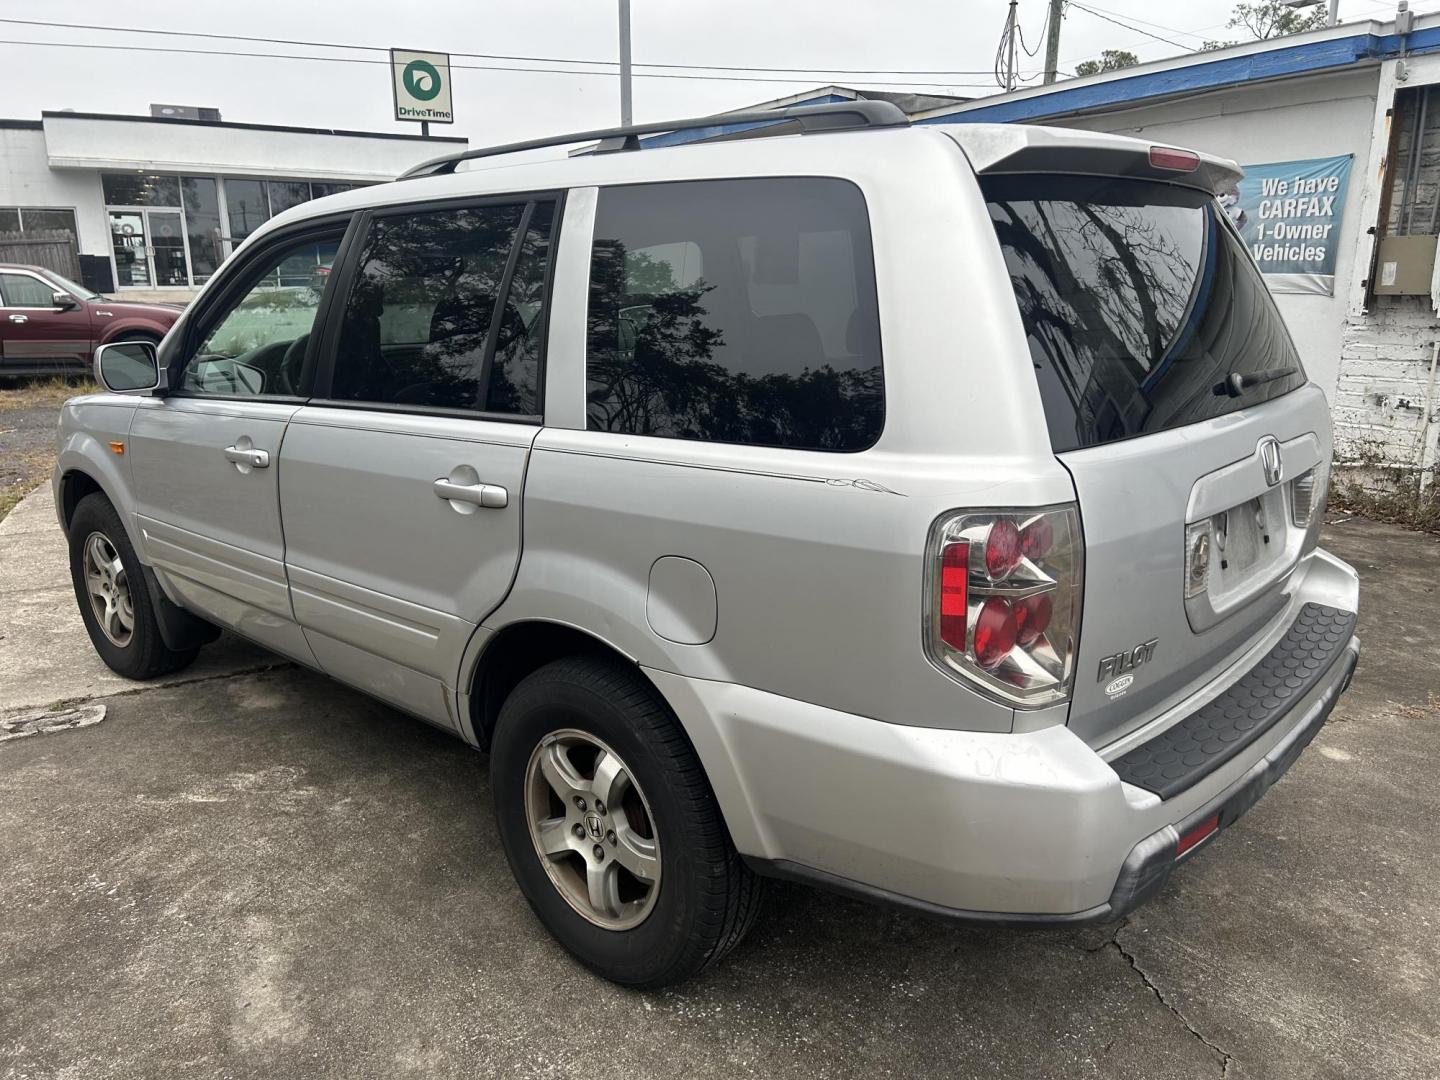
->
xmin=0 ymin=110 xmax=464 ymax=300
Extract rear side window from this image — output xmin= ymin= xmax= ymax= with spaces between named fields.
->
xmin=983 ymin=175 xmax=1305 ymax=453
xmin=329 ymin=199 xmax=556 ymax=415
xmin=586 ymin=178 xmax=883 ymax=451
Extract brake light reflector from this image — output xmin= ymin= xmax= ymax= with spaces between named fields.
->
xmin=939 ymin=541 xmax=970 ymax=651
xmin=973 ymin=598 xmax=1017 ymax=669
xmin=925 ymin=506 xmax=1083 ymax=707
xmin=1177 ymin=813 xmax=1220 ymax=856
xmin=985 ymin=518 xmax=1023 ymax=580
xmin=1150 ymin=146 xmax=1201 ymax=172
xmin=1014 ymin=593 xmax=1052 ymax=648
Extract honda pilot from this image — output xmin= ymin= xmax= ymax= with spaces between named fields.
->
xmin=54 ymin=103 xmax=1360 ymax=988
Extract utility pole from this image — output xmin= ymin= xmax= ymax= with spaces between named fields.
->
xmin=618 ymin=0 xmax=634 ymax=126
xmin=1004 ymin=0 xmax=1019 ymax=92
xmin=1043 ymin=0 xmax=1063 ymax=84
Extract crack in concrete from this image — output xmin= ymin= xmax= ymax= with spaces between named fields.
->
xmin=37 ymin=661 xmax=293 ymax=713
xmin=1109 ymin=921 xmax=1235 ymax=1078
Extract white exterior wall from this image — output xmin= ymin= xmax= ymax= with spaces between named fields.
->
xmin=1052 ymin=68 xmax=1382 ymax=403
xmin=40 ymin=115 xmax=452 ymax=183
xmin=0 ymin=126 xmax=107 ymax=256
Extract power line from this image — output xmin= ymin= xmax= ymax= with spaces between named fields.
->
xmin=0 ymin=36 xmax=1003 ymax=87
xmin=1065 ymin=1 xmax=1191 ymax=49
xmin=1069 ymin=2 xmax=1213 ymax=44
xmin=0 ymin=17 xmax=1001 ymax=77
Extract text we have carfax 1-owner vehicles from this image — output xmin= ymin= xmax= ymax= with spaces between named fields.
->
xmin=55 ymin=103 xmax=1360 ymax=987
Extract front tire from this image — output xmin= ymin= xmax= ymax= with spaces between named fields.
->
xmin=68 ymin=493 xmax=198 ymax=680
xmin=491 ymin=656 xmax=762 ymax=988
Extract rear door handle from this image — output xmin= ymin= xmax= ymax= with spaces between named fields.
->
xmin=224 ymin=445 xmax=270 ymax=469
xmin=8 ymin=315 xmax=26 ymax=324
xmin=433 ymin=478 xmax=508 ymax=509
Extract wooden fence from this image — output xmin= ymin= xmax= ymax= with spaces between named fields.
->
xmin=0 ymin=229 xmax=82 ymax=280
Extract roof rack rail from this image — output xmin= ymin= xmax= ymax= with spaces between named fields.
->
xmin=399 ymin=100 xmax=908 ymax=179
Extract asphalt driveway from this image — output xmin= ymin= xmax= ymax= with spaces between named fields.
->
xmin=1 ymin=504 xmax=1437 ymax=1079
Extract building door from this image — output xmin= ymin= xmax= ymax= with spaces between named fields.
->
xmin=147 ymin=210 xmax=188 ymax=288
xmin=109 ymin=208 xmax=191 ymax=289
xmin=108 ymin=211 xmax=151 ymax=288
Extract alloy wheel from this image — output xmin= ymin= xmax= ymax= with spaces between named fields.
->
xmin=523 ymin=728 xmax=661 ymax=930
xmin=82 ymin=532 xmax=134 ymax=648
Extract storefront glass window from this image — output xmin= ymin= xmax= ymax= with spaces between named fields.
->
xmin=0 ymin=209 xmax=21 ymax=233
xmin=268 ymin=181 xmax=313 ymax=215
xmin=311 ymin=182 xmax=354 ymax=199
xmin=225 ymin=179 xmax=270 ymax=245
xmin=102 ymin=174 xmax=181 ymax=207
xmin=181 ymin=178 xmax=223 ymax=284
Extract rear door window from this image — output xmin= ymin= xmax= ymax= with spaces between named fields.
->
xmin=586 ymin=177 xmax=883 ymax=451
xmin=328 ymin=199 xmax=556 ymax=415
xmin=982 ymin=174 xmax=1305 ymax=452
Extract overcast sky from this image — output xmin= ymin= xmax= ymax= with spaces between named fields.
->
xmin=0 ymin=0 xmax=1430 ymax=145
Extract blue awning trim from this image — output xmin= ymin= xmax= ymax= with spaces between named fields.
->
xmin=918 ymin=25 xmax=1440 ymax=126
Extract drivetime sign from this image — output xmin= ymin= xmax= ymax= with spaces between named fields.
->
xmin=391 ymin=49 xmax=454 ymax=124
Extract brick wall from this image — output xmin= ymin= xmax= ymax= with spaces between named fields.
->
xmin=1335 ymin=296 xmax=1440 ymax=467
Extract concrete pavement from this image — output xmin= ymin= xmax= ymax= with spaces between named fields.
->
xmin=0 ymin=484 xmax=275 ymax=711
xmin=0 ymin=494 xmax=1437 ymax=1079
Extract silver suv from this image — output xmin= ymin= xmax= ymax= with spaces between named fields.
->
xmin=55 ymin=103 xmax=1360 ymax=987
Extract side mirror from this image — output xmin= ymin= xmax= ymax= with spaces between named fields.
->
xmin=52 ymin=291 xmax=79 ymax=311
xmin=94 ymin=341 xmax=161 ymax=394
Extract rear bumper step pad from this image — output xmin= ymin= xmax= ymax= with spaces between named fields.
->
xmin=1113 ymin=604 xmax=1358 ymax=801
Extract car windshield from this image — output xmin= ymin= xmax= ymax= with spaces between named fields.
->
xmin=982 ymin=174 xmax=1306 ymax=452
xmin=41 ymin=269 xmax=104 ymax=302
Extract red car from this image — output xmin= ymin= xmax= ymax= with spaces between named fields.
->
xmin=0 ymin=263 xmax=183 ymax=376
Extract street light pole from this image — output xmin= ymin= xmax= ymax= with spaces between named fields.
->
xmin=618 ymin=0 xmax=634 ymax=126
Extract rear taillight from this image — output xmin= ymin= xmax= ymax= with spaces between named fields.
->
xmin=925 ymin=506 xmax=1083 ymax=707
xmin=1290 ymin=460 xmax=1329 ymax=529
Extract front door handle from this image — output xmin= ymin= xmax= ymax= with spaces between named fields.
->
xmin=224 ymin=445 xmax=270 ymax=469
xmin=433 ymin=477 xmax=507 ymax=509
xmin=8 ymin=314 xmax=26 ymax=324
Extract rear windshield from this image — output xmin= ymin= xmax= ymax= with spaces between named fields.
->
xmin=982 ymin=174 xmax=1305 ymax=453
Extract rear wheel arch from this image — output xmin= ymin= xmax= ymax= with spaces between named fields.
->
xmin=465 ymin=621 xmax=642 ymax=751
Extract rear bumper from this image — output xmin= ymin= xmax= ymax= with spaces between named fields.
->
xmin=741 ymin=636 xmax=1357 ymax=926
xmin=648 ymin=562 xmax=1360 ymax=922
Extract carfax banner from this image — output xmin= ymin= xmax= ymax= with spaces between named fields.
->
xmin=1219 ymin=154 xmax=1354 ymax=296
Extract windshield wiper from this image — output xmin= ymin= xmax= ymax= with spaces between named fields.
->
xmin=1212 ymin=367 xmax=1297 ymax=398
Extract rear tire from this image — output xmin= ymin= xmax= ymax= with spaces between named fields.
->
xmin=491 ymin=655 xmax=762 ymax=988
xmin=68 ymin=493 xmax=198 ymax=680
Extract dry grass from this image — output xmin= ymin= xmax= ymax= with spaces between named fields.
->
xmin=0 ymin=375 xmax=97 ymax=412
xmin=0 ymin=446 xmax=54 ymax=522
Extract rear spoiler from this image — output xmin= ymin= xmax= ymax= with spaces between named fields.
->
xmin=941 ymin=125 xmax=1243 ymax=195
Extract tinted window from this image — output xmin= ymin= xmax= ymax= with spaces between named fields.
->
xmin=102 ymin=174 xmax=181 ymax=207
xmin=329 ymin=200 xmax=553 ymax=414
xmin=19 ymin=209 xmax=77 ymax=237
xmin=225 ymin=180 xmax=270 ymax=245
xmin=983 ymin=174 xmax=1305 ymax=453
xmin=181 ymin=178 xmax=224 ymax=283
xmin=182 ymin=233 xmax=341 ymax=397
xmin=586 ymin=178 xmax=883 ymax=451
xmin=0 ymin=273 xmax=58 ymax=307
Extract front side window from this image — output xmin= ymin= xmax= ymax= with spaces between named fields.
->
xmin=0 ymin=272 xmax=59 ymax=307
xmin=328 ymin=199 xmax=555 ymax=415
xmin=181 ymin=232 xmax=342 ymax=398
xmin=585 ymin=178 xmax=884 ymax=452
